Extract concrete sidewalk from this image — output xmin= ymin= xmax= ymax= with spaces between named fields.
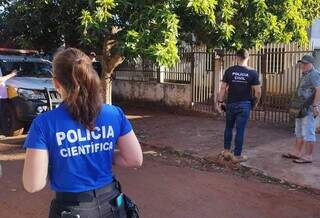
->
xmin=125 ymin=106 xmax=320 ymax=190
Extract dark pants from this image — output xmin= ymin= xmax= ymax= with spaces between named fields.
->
xmin=224 ymin=101 xmax=251 ymax=156
xmin=49 ymin=183 xmax=126 ymax=218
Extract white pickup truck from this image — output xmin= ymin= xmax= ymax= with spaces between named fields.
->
xmin=0 ymin=49 xmax=62 ymax=136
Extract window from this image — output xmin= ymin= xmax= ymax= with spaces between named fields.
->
xmin=0 ymin=61 xmax=52 ymax=78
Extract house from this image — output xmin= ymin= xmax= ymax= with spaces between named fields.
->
xmin=311 ymin=18 xmax=320 ymax=48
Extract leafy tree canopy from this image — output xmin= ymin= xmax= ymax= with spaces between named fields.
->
xmin=82 ymin=0 xmax=320 ymax=67
xmin=1 ymin=0 xmax=319 ymax=67
xmin=0 ymin=0 xmax=89 ymax=52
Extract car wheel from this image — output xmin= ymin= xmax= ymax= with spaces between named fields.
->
xmin=1 ymin=103 xmax=24 ymax=136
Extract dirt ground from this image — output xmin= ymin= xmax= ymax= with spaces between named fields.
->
xmin=124 ymin=105 xmax=290 ymax=157
xmin=0 ymin=106 xmax=320 ymax=218
xmin=122 ymin=105 xmax=320 ymax=190
xmin=0 ymin=143 xmax=320 ymax=218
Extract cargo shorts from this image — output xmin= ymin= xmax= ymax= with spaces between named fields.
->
xmin=295 ymin=112 xmax=316 ymax=142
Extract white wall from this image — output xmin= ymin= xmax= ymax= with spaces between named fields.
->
xmin=112 ymin=80 xmax=192 ymax=109
xmin=311 ymin=18 xmax=320 ymax=48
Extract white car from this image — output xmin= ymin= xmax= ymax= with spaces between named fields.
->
xmin=0 ymin=49 xmax=62 ymax=136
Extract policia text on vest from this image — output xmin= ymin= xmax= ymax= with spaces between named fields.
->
xmin=56 ymin=125 xmax=115 ymax=158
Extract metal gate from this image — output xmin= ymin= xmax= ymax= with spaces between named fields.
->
xmin=191 ymin=47 xmax=216 ymax=112
xmin=191 ymin=43 xmax=314 ymax=125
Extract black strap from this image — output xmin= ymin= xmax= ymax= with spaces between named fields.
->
xmin=56 ymin=182 xmax=117 ymax=203
xmin=113 ymin=176 xmax=123 ymax=192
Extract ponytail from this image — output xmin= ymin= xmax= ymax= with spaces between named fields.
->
xmin=53 ymin=48 xmax=103 ymax=130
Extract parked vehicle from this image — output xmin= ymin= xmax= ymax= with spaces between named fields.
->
xmin=0 ymin=48 xmax=62 ymax=136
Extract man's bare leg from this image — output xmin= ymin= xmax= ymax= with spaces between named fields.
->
xmin=291 ymin=137 xmax=304 ymax=157
xmin=303 ymin=141 xmax=315 ymax=161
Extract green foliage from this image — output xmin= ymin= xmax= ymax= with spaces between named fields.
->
xmin=1 ymin=0 xmax=319 ymax=64
xmin=186 ymin=0 xmax=217 ymax=24
xmin=119 ymin=4 xmax=179 ymax=66
xmin=268 ymin=0 xmax=320 ymax=44
xmin=0 ymin=0 xmax=89 ymax=52
xmin=95 ymin=0 xmax=115 ymax=21
xmin=82 ymin=1 xmax=180 ymax=67
xmin=180 ymin=0 xmax=320 ymax=50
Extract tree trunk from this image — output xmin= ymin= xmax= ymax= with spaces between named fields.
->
xmin=101 ymin=35 xmax=124 ymax=104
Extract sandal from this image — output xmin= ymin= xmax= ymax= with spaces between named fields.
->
xmin=293 ymin=158 xmax=312 ymax=164
xmin=282 ymin=153 xmax=300 ymax=160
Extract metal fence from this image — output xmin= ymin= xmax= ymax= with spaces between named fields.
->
xmin=114 ymin=43 xmax=314 ymax=125
xmin=219 ymin=43 xmax=313 ymax=124
xmin=190 ymin=43 xmax=313 ymax=124
xmin=115 ymin=58 xmax=158 ymax=81
xmin=114 ymin=47 xmax=193 ymax=84
xmin=190 ymin=47 xmax=216 ymax=112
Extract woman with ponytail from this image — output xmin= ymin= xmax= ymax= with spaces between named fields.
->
xmin=22 ymin=48 xmax=142 ymax=218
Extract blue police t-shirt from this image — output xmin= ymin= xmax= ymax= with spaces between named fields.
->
xmin=23 ymin=104 xmax=132 ymax=193
xmin=222 ymin=65 xmax=260 ymax=103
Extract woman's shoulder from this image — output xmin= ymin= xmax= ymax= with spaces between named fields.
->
xmin=100 ymin=104 xmax=127 ymax=117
